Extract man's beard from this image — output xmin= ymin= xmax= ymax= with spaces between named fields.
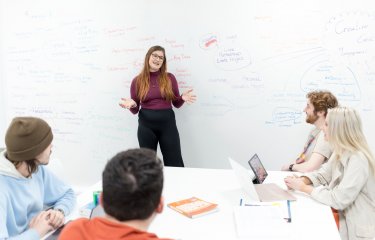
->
xmin=306 ymin=113 xmax=318 ymax=124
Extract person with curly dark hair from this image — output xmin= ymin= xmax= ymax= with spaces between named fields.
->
xmin=59 ymin=148 xmax=171 ymax=240
xmin=282 ymin=90 xmax=338 ymax=172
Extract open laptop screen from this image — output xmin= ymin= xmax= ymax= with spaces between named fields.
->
xmin=248 ymin=154 xmax=268 ymax=184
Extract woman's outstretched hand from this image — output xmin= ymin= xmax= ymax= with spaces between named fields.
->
xmin=119 ymin=98 xmax=137 ymax=109
xmin=182 ymin=89 xmax=197 ymax=104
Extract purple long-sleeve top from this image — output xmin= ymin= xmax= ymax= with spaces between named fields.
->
xmin=129 ymin=71 xmax=184 ymax=114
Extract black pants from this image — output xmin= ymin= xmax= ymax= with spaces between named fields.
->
xmin=138 ymin=108 xmax=184 ymax=167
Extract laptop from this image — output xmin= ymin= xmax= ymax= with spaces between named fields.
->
xmin=228 ymin=157 xmax=296 ymax=202
xmin=45 ymin=221 xmax=71 ymax=240
xmin=45 ymin=204 xmax=104 ymax=239
xmin=90 ymin=204 xmax=105 ymax=218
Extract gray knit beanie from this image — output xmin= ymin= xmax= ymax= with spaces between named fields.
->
xmin=5 ymin=117 xmax=53 ymax=161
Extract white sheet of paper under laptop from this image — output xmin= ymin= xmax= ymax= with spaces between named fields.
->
xmin=228 ymin=157 xmax=296 ymax=202
xmin=233 ymin=205 xmax=290 ymax=238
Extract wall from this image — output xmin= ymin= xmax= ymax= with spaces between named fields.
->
xmin=1 ymin=0 xmax=375 ymax=186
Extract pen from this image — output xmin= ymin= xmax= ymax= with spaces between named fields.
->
xmin=244 ymin=204 xmax=275 ymax=206
xmin=244 ymin=202 xmax=280 ymax=207
xmin=239 ymin=199 xmax=243 ymax=206
xmin=286 ymin=200 xmax=292 ymax=223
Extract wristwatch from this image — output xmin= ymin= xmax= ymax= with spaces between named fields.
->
xmin=289 ymin=164 xmax=295 ymax=171
xmin=54 ymin=208 xmax=65 ymax=216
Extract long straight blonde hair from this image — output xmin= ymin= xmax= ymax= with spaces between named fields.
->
xmin=327 ymin=106 xmax=375 ymax=175
xmin=136 ymin=46 xmax=175 ymax=101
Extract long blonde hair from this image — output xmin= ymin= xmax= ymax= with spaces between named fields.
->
xmin=136 ymin=46 xmax=175 ymax=101
xmin=327 ymin=106 xmax=375 ymax=175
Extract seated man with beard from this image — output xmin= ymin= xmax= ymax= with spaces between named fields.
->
xmin=281 ymin=90 xmax=338 ymax=172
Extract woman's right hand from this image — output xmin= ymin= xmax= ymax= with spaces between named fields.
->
xmin=29 ymin=211 xmax=54 ymax=237
xmin=181 ymin=89 xmax=197 ymax=104
xmin=119 ymin=98 xmax=137 ymax=109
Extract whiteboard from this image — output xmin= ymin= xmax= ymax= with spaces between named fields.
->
xmin=0 ymin=1 xmax=5 ymax=147
xmin=1 ymin=0 xmax=375 ymax=186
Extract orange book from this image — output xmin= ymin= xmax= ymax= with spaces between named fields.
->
xmin=167 ymin=197 xmax=218 ymax=218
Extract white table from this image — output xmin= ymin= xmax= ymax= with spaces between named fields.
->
xmin=70 ymin=167 xmax=341 ymax=240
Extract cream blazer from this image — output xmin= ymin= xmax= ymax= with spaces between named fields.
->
xmin=304 ymin=151 xmax=375 ymax=240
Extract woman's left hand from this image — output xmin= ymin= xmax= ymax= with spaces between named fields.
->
xmin=182 ymin=89 xmax=197 ymax=104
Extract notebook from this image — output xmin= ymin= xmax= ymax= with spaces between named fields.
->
xmin=228 ymin=157 xmax=296 ymax=202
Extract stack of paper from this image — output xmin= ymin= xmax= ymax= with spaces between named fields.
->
xmin=233 ymin=204 xmax=291 ymax=238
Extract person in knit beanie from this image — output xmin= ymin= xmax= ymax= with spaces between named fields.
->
xmin=0 ymin=117 xmax=76 ymax=240
xmin=5 ymin=116 xmax=54 ymax=175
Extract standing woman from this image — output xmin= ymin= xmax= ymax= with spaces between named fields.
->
xmin=284 ymin=107 xmax=375 ymax=240
xmin=119 ymin=45 xmax=196 ymax=167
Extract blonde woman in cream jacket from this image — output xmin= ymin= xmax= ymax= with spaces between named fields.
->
xmin=284 ymin=106 xmax=375 ymax=240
